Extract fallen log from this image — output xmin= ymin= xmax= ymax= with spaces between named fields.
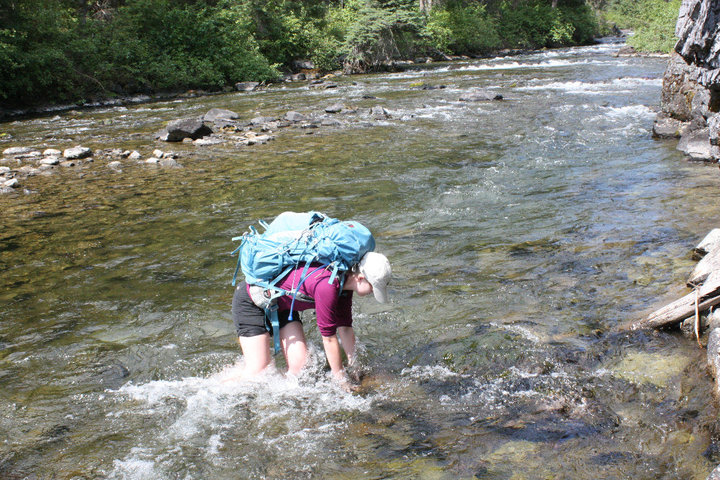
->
xmin=634 ymin=270 xmax=720 ymax=329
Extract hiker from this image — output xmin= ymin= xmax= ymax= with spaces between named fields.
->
xmin=232 ymin=251 xmax=391 ymax=384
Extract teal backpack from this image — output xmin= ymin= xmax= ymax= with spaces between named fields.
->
xmin=231 ymin=211 xmax=376 ymax=352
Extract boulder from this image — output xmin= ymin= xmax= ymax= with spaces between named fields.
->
xmin=63 ymin=146 xmax=93 ymax=159
xmin=235 ymin=81 xmax=260 ymax=92
xmin=459 ymin=90 xmax=503 ymax=102
xmin=284 ymin=111 xmax=308 ymax=122
xmin=709 ymin=113 xmax=720 ymax=146
xmin=677 ymin=127 xmax=718 ymax=160
xmin=652 ymin=112 xmax=688 ymax=139
xmin=155 ymin=117 xmax=212 ymax=142
xmin=2 ymin=147 xmax=33 ymax=156
xmin=325 ymin=103 xmax=344 ymax=113
xmin=39 ymin=156 xmax=61 ymax=166
xmin=203 ymin=108 xmax=239 ymax=122
xmin=291 ymin=60 xmax=315 ymax=70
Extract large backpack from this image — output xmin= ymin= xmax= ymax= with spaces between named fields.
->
xmin=231 ymin=211 xmax=376 ymax=352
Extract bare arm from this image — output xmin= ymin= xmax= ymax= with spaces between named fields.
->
xmin=322 ymin=334 xmax=345 ymax=378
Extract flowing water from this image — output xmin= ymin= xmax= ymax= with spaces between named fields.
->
xmin=3 ymin=39 xmax=720 ymax=479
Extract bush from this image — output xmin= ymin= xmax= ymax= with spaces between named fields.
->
xmin=425 ymin=2 xmax=500 ymax=55
xmin=604 ymin=0 xmax=681 ymax=53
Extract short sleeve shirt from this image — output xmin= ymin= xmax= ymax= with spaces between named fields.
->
xmin=274 ymin=264 xmax=353 ymax=337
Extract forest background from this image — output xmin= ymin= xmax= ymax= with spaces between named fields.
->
xmin=0 ymin=0 xmax=681 ymax=108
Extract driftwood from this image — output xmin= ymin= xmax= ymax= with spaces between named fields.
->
xmin=635 ymin=229 xmax=720 ymax=330
xmin=634 ymin=270 xmax=720 ymax=329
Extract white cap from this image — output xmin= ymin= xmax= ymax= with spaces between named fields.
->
xmin=359 ymin=252 xmax=391 ymax=303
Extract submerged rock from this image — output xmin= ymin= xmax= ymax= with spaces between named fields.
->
xmin=459 ymin=89 xmax=504 ymax=102
xmin=156 ymin=117 xmax=212 ymax=142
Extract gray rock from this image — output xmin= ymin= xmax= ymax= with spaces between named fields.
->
xmin=108 ymin=161 xmax=122 ymax=170
xmin=325 ymin=103 xmax=344 ymax=113
xmin=235 ymin=81 xmax=260 ymax=92
xmin=284 ymin=111 xmax=308 ymax=122
xmin=145 ymin=157 xmax=160 ymax=164
xmin=156 ymin=117 xmax=212 ymax=142
xmin=43 ymin=148 xmax=61 ymax=156
xmin=652 ymin=113 xmax=688 ymax=139
xmin=290 ymin=73 xmax=306 ymax=82
xmin=128 ymin=151 xmax=141 ymax=161
xmin=203 ymin=108 xmax=239 ymax=122
xmin=371 ymin=106 xmax=390 ymax=118
xmin=459 ymin=90 xmax=503 ymax=101
xmin=2 ymin=147 xmax=33 ymax=156
xmin=3 ymin=178 xmax=19 ymax=188
xmin=39 ymin=156 xmax=61 ymax=166
xmin=63 ymin=146 xmax=93 ymax=159
xmin=249 ymin=116 xmax=276 ymax=125
xmin=0 ymin=166 xmax=10 ymax=175
xmin=709 ymin=328 xmax=720 ymax=383
xmin=709 ymin=463 xmax=720 ymax=480
xmin=675 ymin=0 xmax=720 ymax=74
xmin=677 ymin=127 xmax=720 ymax=160
xmin=194 ymin=136 xmax=226 ymax=146
xmin=159 ymin=158 xmax=180 ymax=167
xmin=709 ymin=114 xmax=720 ymax=146
xmin=321 ymin=118 xmax=343 ymax=127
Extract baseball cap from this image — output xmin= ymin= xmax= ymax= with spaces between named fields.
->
xmin=359 ymin=252 xmax=391 ymax=303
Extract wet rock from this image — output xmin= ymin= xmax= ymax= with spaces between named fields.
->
xmin=39 ymin=156 xmax=60 ymax=166
xmin=371 ymin=106 xmax=390 ymax=118
xmin=194 ymin=136 xmax=226 ymax=146
xmin=159 ymin=158 xmax=180 ymax=167
xmin=321 ymin=118 xmax=343 ymax=127
xmin=203 ymin=108 xmax=239 ymax=122
xmin=652 ymin=112 xmax=688 ymax=139
xmin=2 ymin=146 xmax=33 ymax=156
xmin=677 ymin=127 xmax=719 ymax=161
xmin=284 ymin=111 xmax=308 ymax=122
xmin=63 ymin=146 xmax=93 ymax=160
xmin=156 ymin=117 xmax=212 ymax=142
xmin=459 ymin=89 xmax=504 ymax=101
xmin=708 ymin=328 xmax=720 ymax=393
xmin=325 ymin=103 xmax=344 ymax=113
xmin=235 ymin=81 xmax=260 ymax=92
xmin=250 ymin=116 xmax=276 ymax=126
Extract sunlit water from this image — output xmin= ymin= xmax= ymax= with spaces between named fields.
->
xmin=3 ymin=39 xmax=720 ymax=479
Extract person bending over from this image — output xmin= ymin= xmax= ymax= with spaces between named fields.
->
xmin=232 ymin=251 xmax=391 ymax=384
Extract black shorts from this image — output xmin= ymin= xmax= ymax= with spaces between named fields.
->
xmin=232 ymin=282 xmax=301 ymax=337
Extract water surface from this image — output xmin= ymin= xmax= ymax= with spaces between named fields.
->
xmin=2 ymin=40 xmax=720 ymax=479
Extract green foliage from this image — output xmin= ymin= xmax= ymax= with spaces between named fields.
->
xmin=425 ymin=2 xmax=500 ymax=55
xmin=0 ymin=0 xmax=607 ymax=108
xmin=603 ymin=0 xmax=681 ymax=53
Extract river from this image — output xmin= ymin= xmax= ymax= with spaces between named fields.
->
xmin=2 ymin=39 xmax=720 ymax=479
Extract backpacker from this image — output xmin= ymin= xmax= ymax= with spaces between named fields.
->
xmin=230 ymin=211 xmax=376 ymax=352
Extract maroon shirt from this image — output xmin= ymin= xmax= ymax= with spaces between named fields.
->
xmin=273 ymin=264 xmax=353 ymax=337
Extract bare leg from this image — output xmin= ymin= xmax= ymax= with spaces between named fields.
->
xmin=281 ymin=321 xmax=308 ymax=376
xmin=238 ymin=333 xmax=272 ymax=377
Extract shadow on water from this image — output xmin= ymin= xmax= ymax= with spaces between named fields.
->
xmin=2 ymin=42 xmax=720 ymax=479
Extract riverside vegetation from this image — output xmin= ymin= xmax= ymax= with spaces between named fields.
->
xmin=0 ymin=0 xmax=682 ymax=110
